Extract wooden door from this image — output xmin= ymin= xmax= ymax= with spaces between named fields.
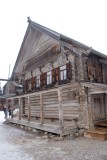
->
xmin=92 ymin=95 xmax=105 ymax=121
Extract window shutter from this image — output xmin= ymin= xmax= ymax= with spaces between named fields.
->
xmin=88 ymin=64 xmax=92 ymax=77
xmin=44 ymin=72 xmax=47 ymax=86
xmin=52 ymin=69 xmax=55 ymax=84
xmin=66 ymin=62 xmax=71 ymax=80
xmin=40 ymin=73 xmax=47 ymax=87
xmin=55 ymin=67 xmax=60 ymax=82
xmin=40 ymin=74 xmax=43 ymax=87
xmin=94 ymin=68 xmax=99 ymax=80
xmin=25 ymin=80 xmax=28 ymax=92
xmin=31 ymin=77 xmax=36 ymax=90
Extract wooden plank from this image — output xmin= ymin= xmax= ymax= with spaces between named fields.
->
xmin=28 ymin=95 xmax=31 ymax=122
xmin=11 ymin=99 xmax=14 ymax=119
xmin=40 ymin=93 xmax=44 ymax=124
xmin=19 ymin=98 xmax=21 ymax=120
xmin=62 ymin=102 xmax=79 ymax=107
xmin=89 ymin=91 xmax=107 ymax=94
xmin=58 ymin=90 xmax=63 ymax=128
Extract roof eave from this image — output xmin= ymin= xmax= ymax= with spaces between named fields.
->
xmin=60 ymin=34 xmax=107 ymax=59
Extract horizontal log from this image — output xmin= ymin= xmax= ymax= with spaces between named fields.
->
xmin=43 ymin=104 xmax=59 ymax=107
xmin=43 ymin=101 xmax=59 ymax=105
xmin=43 ymin=98 xmax=58 ymax=102
xmin=30 ymin=103 xmax=40 ymax=105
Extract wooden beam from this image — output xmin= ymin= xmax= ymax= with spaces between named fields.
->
xmin=7 ymin=82 xmax=79 ymax=99
xmin=11 ymin=99 xmax=14 ymax=119
xmin=89 ymin=91 xmax=107 ymax=95
xmin=19 ymin=98 xmax=21 ymax=120
xmin=40 ymin=93 xmax=44 ymax=124
xmin=58 ymin=90 xmax=63 ymax=128
xmin=28 ymin=95 xmax=31 ymax=122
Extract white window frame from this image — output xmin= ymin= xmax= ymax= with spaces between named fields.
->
xmin=36 ymin=76 xmax=40 ymax=87
xmin=60 ymin=65 xmax=67 ymax=81
xmin=47 ymin=71 xmax=52 ymax=85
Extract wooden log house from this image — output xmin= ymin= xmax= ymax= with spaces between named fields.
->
xmin=6 ymin=17 xmax=107 ymax=137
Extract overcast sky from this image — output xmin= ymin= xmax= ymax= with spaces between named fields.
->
xmin=0 ymin=0 xmax=107 ymax=88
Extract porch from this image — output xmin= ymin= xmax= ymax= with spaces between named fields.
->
xmin=6 ymin=83 xmax=79 ymax=136
xmin=85 ymin=87 xmax=107 ymax=140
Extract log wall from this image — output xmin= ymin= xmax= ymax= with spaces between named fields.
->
xmin=26 ymin=86 xmax=78 ymax=125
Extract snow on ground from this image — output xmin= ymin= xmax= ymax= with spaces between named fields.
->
xmin=0 ymin=111 xmax=34 ymax=160
xmin=0 ymin=111 xmax=107 ymax=160
xmin=0 ymin=111 xmax=5 ymax=123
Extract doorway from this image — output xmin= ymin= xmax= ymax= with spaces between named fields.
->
xmin=92 ymin=94 xmax=106 ymax=122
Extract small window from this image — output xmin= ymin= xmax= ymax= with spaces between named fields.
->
xmin=47 ymin=71 xmax=52 ymax=85
xmin=60 ymin=65 xmax=67 ymax=81
xmin=36 ymin=76 xmax=40 ymax=87
xmin=26 ymin=79 xmax=31 ymax=92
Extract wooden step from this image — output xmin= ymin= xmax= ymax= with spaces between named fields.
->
xmin=94 ymin=121 xmax=107 ymax=127
xmin=84 ymin=128 xmax=107 ymax=141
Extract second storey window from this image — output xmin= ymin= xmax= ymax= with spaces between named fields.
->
xmin=36 ymin=76 xmax=40 ymax=87
xmin=60 ymin=65 xmax=67 ymax=81
xmin=47 ymin=71 xmax=52 ymax=85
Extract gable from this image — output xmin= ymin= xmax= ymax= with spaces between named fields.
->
xmin=15 ymin=25 xmax=60 ymax=74
xmin=12 ymin=18 xmax=107 ymax=81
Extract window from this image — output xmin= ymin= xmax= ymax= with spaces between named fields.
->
xmin=47 ymin=71 xmax=52 ymax=85
xmin=60 ymin=65 xmax=67 ymax=81
xmin=25 ymin=79 xmax=31 ymax=92
xmin=36 ymin=76 xmax=40 ymax=87
xmin=87 ymin=62 xmax=102 ymax=83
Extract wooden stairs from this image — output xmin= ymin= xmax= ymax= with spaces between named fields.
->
xmin=84 ymin=121 xmax=107 ymax=141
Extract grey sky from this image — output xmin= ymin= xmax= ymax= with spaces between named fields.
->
xmin=0 ymin=0 xmax=107 ymax=87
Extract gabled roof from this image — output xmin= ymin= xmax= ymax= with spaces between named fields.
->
xmin=27 ymin=17 xmax=60 ymax=41
xmin=28 ymin=17 xmax=107 ymax=59
xmin=11 ymin=17 xmax=107 ymax=80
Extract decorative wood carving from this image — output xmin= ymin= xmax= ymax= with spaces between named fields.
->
xmin=53 ymin=61 xmax=59 ymax=68
xmin=68 ymin=54 xmax=74 ymax=61
xmin=53 ymin=55 xmax=68 ymax=68
xmin=87 ymin=55 xmax=103 ymax=83
xmin=41 ymin=63 xmax=53 ymax=73
xmin=58 ymin=55 xmax=67 ymax=66
xmin=25 ymin=47 xmax=60 ymax=71
xmin=25 ymin=72 xmax=32 ymax=80
xmin=66 ymin=62 xmax=71 ymax=80
xmin=32 ymin=68 xmax=41 ymax=77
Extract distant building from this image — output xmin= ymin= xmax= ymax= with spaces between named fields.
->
xmin=0 ymin=83 xmax=2 ymax=95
